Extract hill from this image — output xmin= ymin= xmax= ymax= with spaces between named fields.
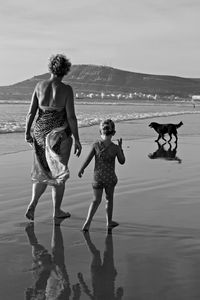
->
xmin=0 ymin=64 xmax=200 ymax=101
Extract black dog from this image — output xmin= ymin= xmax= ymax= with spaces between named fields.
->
xmin=149 ymin=121 xmax=183 ymax=142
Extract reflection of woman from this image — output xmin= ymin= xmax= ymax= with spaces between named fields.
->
xmin=25 ymin=54 xmax=82 ymax=221
xmin=78 ymin=232 xmax=123 ymax=300
xmin=25 ymin=222 xmax=81 ymax=300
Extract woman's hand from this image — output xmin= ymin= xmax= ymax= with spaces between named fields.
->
xmin=25 ymin=133 xmax=33 ymax=145
xmin=78 ymin=168 xmax=84 ymax=178
xmin=74 ymin=140 xmax=82 ymax=157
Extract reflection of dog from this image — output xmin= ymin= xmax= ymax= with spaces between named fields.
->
xmin=149 ymin=121 xmax=183 ymax=142
xmin=148 ymin=142 xmax=182 ymax=163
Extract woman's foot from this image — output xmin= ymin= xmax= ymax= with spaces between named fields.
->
xmin=25 ymin=206 xmax=35 ymax=221
xmin=53 ymin=210 xmax=71 ymax=219
xmin=82 ymin=222 xmax=90 ymax=232
xmin=107 ymin=220 xmax=119 ymax=229
xmin=53 ymin=218 xmax=66 ymax=226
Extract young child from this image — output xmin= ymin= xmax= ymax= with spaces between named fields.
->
xmin=78 ymin=119 xmax=125 ymax=231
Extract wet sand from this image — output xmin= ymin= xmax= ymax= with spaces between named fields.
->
xmin=1 ymin=131 xmax=200 ymax=299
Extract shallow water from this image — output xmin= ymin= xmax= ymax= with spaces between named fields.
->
xmin=1 ymin=220 xmax=200 ymax=300
xmin=1 ymin=103 xmax=200 ymax=299
xmin=0 ymin=137 xmax=200 ymax=299
xmin=0 ymin=101 xmax=199 ymax=134
xmin=0 ymin=102 xmax=200 ymax=155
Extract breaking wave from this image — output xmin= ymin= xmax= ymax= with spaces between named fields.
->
xmin=1 ymin=110 xmax=200 ymax=134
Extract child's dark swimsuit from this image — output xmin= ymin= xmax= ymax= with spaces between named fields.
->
xmin=92 ymin=140 xmax=118 ymax=189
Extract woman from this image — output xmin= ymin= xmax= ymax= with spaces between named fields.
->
xmin=25 ymin=54 xmax=82 ymax=221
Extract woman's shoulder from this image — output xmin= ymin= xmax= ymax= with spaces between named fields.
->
xmin=37 ymin=80 xmax=73 ymax=91
xmin=62 ymin=83 xmax=73 ymax=91
xmin=61 ymin=84 xmax=74 ymax=99
xmin=34 ymin=80 xmax=47 ymax=91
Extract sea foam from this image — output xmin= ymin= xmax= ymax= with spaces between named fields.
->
xmin=1 ymin=110 xmax=200 ymax=134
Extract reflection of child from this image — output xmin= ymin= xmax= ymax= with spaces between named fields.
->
xmin=78 ymin=119 xmax=125 ymax=231
xmin=78 ymin=232 xmax=124 ymax=299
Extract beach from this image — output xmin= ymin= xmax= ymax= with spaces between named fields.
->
xmin=1 ymin=113 xmax=200 ymax=299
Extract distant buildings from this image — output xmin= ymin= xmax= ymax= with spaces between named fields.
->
xmin=192 ymin=95 xmax=200 ymax=100
xmin=75 ymin=91 xmax=159 ymax=101
xmin=75 ymin=91 xmax=200 ymax=102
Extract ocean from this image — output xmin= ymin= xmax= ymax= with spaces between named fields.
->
xmin=0 ymin=100 xmax=200 ymax=155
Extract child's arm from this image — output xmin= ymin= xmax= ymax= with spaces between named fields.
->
xmin=78 ymin=146 xmax=95 ymax=177
xmin=116 ymin=138 xmax=125 ymax=164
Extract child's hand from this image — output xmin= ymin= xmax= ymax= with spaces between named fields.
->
xmin=78 ymin=169 xmax=84 ymax=178
xmin=117 ymin=138 xmax=123 ymax=148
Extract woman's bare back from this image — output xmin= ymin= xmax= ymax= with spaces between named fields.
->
xmin=36 ymin=79 xmax=70 ymax=110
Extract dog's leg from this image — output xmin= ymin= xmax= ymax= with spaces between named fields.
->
xmin=174 ymin=133 xmax=178 ymax=142
xmin=162 ymin=135 xmax=166 ymax=142
xmin=168 ymin=134 xmax=172 ymax=142
xmin=155 ymin=134 xmax=161 ymax=142
xmin=156 ymin=141 xmax=162 ymax=148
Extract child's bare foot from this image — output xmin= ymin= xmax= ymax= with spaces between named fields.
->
xmin=25 ymin=206 xmax=35 ymax=221
xmin=107 ymin=221 xmax=119 ymax=229
xmin=53 ymin=210 xmax=71 ymax=219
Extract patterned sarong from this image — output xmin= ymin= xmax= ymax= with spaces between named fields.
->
xmin=31 ymin=109 xmax=72 ymax=185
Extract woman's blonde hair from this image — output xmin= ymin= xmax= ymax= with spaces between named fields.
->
xmin=48 ymin=54 xmax=71 ymax=77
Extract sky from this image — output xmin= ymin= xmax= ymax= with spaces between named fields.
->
xmin=0 ymin=0 xmax=200 ymax=85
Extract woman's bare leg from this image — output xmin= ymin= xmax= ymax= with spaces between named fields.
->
xmin=25 ymin=182 xmax=47 ymax=221
xmin=82 ymin=188 xmax=103 ymax=231
xmin=52 ymin=184 xmax=70 ymax=218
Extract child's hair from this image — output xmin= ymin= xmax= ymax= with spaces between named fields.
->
xmin=100 ymin=119 xmax=116 ymax=136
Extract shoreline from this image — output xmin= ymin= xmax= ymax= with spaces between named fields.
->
xmin=0 ymin=103 xmax=200 ymax=156
xmin=0 ymin=98 xmax=199 ymax=106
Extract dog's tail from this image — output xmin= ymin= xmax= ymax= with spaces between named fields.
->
xmin=176 ymin=121 xmax=183 ymax=128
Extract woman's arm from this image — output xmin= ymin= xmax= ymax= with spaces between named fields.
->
xmin=78 ymin=146 xmax=95 ymax=177
xmin=25 ymin=88 xmax=38 ymax=144
xmin=116 ymin=138 xmax=125 ymax=164
xmin=65 ymin=85 xmax=82 ymax=157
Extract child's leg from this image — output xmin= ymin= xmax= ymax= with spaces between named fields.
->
xmin=82 ymin=188 xmax=103 ymax=231
xmin=105 ymin=185 xmax=119 ymax=229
